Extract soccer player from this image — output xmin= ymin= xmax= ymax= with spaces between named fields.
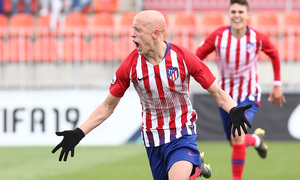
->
xmin=195 ymin=0 xmax=286 ymax=179
xmin=52 ymin=10 xmax=252 ymax=180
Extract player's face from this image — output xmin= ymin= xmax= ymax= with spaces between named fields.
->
xmin=131 ymin=19 xmax=154 ymax=56
xmin=229 ymin=3 xmax=249 ymax=31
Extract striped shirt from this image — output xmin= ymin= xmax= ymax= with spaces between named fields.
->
xmin=110 ymin=42 xmax=216 ymax=147
xmin=196 ymin=26 xmax=281 ymax=104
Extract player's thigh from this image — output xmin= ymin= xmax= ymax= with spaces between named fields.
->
xmin=168 ymin=160 xmax=193 ymax=180
xmin=238 ymin=99 xmax=259 ymax=124
xmin=219 ymin=107 xmax=232 ymax=140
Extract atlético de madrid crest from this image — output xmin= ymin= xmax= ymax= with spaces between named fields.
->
xmin=167 ymin=67 xmax=179 ymax=81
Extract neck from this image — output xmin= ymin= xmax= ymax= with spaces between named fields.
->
xmin=231 ymin=26 xmax=247 ymax=39
xmin=144 ymin=41 xmax=167 ymax=65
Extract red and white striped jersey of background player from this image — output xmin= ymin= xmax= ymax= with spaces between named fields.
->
xmin=110 ymin=42 xmax=216 ymax=147
xmin=196 ymin=26 xmax=281 ymax=105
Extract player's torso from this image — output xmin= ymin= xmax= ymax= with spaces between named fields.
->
xmin=130 ymin=50 xmax=191 ymax=113
xmin=127 ymin=48 xmax=197 ymax=147
xmin=214 ymin=27 xmax=261 ymax=79
xmin=213 ymin=27 xmax=262 ymax=102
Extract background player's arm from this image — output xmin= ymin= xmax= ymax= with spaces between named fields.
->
xmin=79 ymin=93 xmax=121 ymax=135
xmin=260 ymin=33 xmax=286 ymax=107
xmin=195 ymin=31 xmax=217 ymax=60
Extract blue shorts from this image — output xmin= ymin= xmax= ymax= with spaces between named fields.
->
xmin=219 ymin=98 xmax=259 ymax=140
xmin=146 ymin=135 xmax=201 ymax=180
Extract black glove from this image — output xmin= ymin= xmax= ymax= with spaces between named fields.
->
xmin=229 ymin=104 xmax=252 ymax=138
xmin=52 ymin=127 xmax=85 ymax=161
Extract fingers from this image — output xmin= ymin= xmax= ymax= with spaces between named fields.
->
xmin=55 ymin=131 xmax=64 ymax=136
xmin=276 ymin=96 xmax=286 ymax=107
xmin=64 ymin=151 xmax=69 ymax=161
xmin=241 ymin=124 xmax=248 ymax=134
xmin=56 ymin=148 xmax=71 ymax=162
xmin=243 ymin=104 xmax=252 ymax=110
xmin=245 ymin=119 xmax=251 ymax=128
xmin=59 ymin=149 xmax=65 ymax=161
xmin=237 ymin=126 xmax=241 ymax=136
xmin=268 ymin=93 xmax=273 ymax=103
xmin=232 ymin=126 xmax=242 ymax=137
xmin=71 ymin=149 xmax=75 ymax=157
xmin=52 ymin=144 xmax=61 ymax=154
xmin=232 ymin=127 xmax=236 ymax=138
xmin=269 ymin=94 xmax=286 ymax=108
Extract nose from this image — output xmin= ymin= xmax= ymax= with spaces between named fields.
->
xmin=233 ymin=12 xmax=239 ymax=17
xmin=130 ymin=29 xmax=136 ymax=38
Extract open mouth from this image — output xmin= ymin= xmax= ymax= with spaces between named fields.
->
xmin=133 ymin=40 xmax=140 ymax=50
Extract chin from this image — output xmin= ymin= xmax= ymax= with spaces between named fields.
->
xmin=233 ymin=25 xmax=245 ymax=31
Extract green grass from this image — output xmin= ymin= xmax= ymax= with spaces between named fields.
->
xmin=0 ymin=141 xmax=299 ymax=180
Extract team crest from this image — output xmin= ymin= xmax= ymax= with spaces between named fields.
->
xmin=246 ymin=43 xmax=255 ymax=53
xmin=167 ymin=67 xmax=179 ymax=82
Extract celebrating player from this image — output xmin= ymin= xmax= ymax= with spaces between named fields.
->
xmin=52 ymin=10 xmax=252 ymax=180
xmin=195 ymin=0 xmax=286 ymax=179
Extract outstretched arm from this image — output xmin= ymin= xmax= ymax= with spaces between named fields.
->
xmin=52 ymin=93 xmax=121 ymax=161
xmin=206 ymin=80 xmax=252 ymax=137
xmin=206 ymin=80 xmax=236 ymax=113
xmin=79 ymin=93 xmax=121 ymax=135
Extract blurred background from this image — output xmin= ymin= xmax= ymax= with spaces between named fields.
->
xmin=0 ymin=0 xmax=299 ymax=145
xmin=0 ymin=1 xmax=299 ymax=179
xmin=0 ymin=0 xmax=299 ymax=89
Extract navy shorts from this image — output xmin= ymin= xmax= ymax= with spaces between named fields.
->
xmin=219 ymin=98 xmax=259 ymax=140
xmin=146 ymin=135 xmax=201 ymax=180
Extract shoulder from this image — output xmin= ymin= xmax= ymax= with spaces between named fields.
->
xmin=168 ymin=42 xmax=194 ymax=59
xmin=124 ymin=49 xmax=139 ymax=62
xmin=115 ymin=49 xmax=139 ymax=77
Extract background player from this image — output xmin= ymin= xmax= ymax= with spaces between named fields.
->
xmin=195 ymin=0 xmax=286 ymax=179
xmin=52 ymin=10 xmax=252 ymax=180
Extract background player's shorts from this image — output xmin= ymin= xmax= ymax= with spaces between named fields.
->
xmin=219 ymin=97 xmax=259 ymax=140
xmin=146 ymin=135 xmax=201 ymax=180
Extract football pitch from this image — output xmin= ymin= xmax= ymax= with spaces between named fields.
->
xmin=0 ymin=141 xmax=299 ymax=180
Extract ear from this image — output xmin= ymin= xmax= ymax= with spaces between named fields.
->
xmin=152 ymin=29 xmax=160 ymax=39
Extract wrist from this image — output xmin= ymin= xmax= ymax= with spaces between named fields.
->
xmin=229 ymin=107 xmax=237 ymax=117
xmin=74 ymin=127 xmax=85 ymax=139
xmin=273 ymin=81 xmax=282 ymax=87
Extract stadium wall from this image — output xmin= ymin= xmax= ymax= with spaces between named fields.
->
xmin=0 ymin=89 xmax=299 ymax=146
xmin=193 ymin=93 xmax=300 ymax=141
xmin=0 ymin=88 xmax=142 ymax=146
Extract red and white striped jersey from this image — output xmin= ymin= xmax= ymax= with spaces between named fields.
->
xmin=196 ymin=26 xmax=281 ymax=104
xmin=110 ymin=42 xmax=216 ymax=147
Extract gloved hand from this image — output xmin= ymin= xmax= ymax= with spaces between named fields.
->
xmin=52 ymin=127 xmax=85 ymax=161
xmin=229 ymin=104 xmax=252 ymax=138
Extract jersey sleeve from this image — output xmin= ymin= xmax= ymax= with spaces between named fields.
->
xmin=260 ymin=33 xmax=281 ymax=81
xmin=109 ymin=57 xmax=132 ymax=97
xmin=195 ymin=30 xmax=217 ymax=60
xmin=184 ymin=49 xmax=216 ymax=89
